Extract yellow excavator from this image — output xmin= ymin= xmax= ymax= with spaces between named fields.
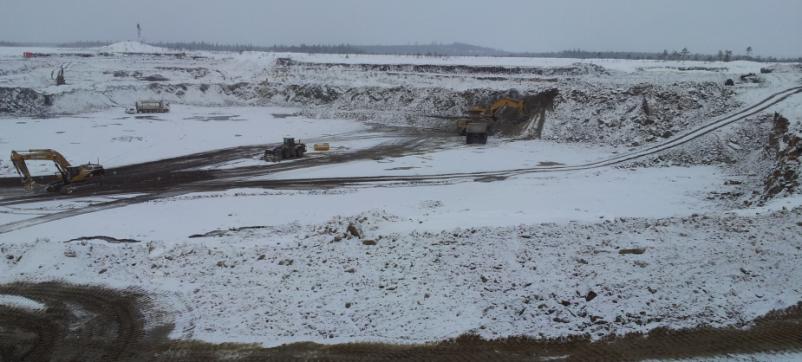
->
xmin=10 ymin=149 xmax=104 ymax=192
xmin=457 ymin=97 xmax=526 ymax=135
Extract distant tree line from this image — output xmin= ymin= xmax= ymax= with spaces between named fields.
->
xmin=151 ymin=41 xmax=365 ymax=54
xmin=515 ymin=47 xmax=801 ymax=63
xmin=1 ymin=40 xmax=800 ymax=62
xmin=0 ymin=40 xmax=112 ymax=48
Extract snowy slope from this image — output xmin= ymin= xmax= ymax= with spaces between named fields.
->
xmin=100 ymin=41 xmax=170 ymax=54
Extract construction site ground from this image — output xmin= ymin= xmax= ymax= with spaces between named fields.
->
xmin=1 ymin=282 xmax=802 ymax=361
xmin=1 ymin=43 xmax=802 ymax=361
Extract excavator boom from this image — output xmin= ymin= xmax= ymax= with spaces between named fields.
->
xmin=467 ymin=97 xmax=525 ymax=118
xmin=488 ymin=98 xmax=525 ymax=116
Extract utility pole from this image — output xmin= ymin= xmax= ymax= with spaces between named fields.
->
xmin=137 ymin=23 xmax=142 ymax=42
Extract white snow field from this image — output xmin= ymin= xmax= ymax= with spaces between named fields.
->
xmin=0 ymin=105 xmax=366 ymax=177
xmin=1 ymin=42 xmax=801 ymax=348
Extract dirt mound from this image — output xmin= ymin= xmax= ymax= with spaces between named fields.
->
xmin=277 ymin=59 xmax=609 ymax=76
xmin=260 ymin=82 xmax=556 ymax=118
xmin=762 ymin=114 xmax=801 ymax=201
xmin=0 ymin=87 xmax=52 ymax=115
xmin=546 ymin=81 xmax=737 ymax=146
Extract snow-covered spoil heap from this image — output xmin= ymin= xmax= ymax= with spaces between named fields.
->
xmin=100 ymin=41 xmax=169 ymax=54
xmin=546 ymin=82 xmax=736 ymax=146
xmin=763 ymin=114 xmax=802 ymax=201
xmin=266 ymin=59 xmax=739 ymax=146
xmin=0 ymin=87 xmax=51 ymax=115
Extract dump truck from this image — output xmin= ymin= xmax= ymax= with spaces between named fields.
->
xmin=10 ymin=149 xmax=104 ymax=192
xmin=127 ymin=100 xmax=170 ymax=114
xmin=465 ymin=122 xmax=489 ymax=144
xmin=263 ymin=138 xmax=307 ymax=162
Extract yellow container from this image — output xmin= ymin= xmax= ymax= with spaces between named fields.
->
xmin=313 ymin=143 xmax=330 ymax=151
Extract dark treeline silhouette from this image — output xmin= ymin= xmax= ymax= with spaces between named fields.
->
xmin=150 ymin=41 xmax=505 ymax=57
xmin=516 ymin=48 xmax=801 ymax=63
xmin=153 ymin=41 xmax=365 ymax=54
xmin=1 ymin=40 xmax=800 ymax=62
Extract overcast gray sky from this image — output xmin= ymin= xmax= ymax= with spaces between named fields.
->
xmin=2 ymin=0 xmax=801 ymax=57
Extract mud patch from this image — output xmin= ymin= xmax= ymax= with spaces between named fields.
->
xmin=111 ymin=136 xmax=144 ymax=142
xmin=65 ymin=235 xmax=143 ymax=243
xmin=271 ymin=113 xmax=300 ymax=119
xmin=133 ymin=115 xmax=162 ymax=121
xmin=183 ymin=114 xmax=244 ymax=122
xmin=475 ymin=175 xmax=508 ymax=183
xmin=0 ymin=282 xmax=171 ymax=362
xmin=537 ymin=161 xmax=564 ymax=166
xmin=139 ymin=74 xmax=169 ymax=82
xmin=188 ymin=225 xmax=268 ymax=238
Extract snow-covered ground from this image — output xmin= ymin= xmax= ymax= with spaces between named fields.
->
xmin=0 ymin=105 xmax=366 ymax=177
xmin=0 ymin=164 xmax=723 ymax=242
xmin=1 ymin=42 xmax=801 ymax=350
xmin=2 ymin=201 xmax=800 ymax=346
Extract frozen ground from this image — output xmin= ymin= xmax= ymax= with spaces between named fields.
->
xmin=1 ymin=43 xmax=801 ymax=353
xmin=2 ymin=201 xmax=800 ymax=347
xmin=0 ymin=163 xmax=723 ymax=242
xmin=0 ymin=105 xmax=366 ymax=177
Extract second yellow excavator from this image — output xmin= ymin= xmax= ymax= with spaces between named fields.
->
xmin=10 ymin=149 xmax=104 ymax=192
xmin=456 ymin=97 xmax=526 ymax=135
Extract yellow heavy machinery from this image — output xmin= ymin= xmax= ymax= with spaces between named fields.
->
xmin=456 ymin=97 xmax=526 ymax=135
xmin=10 ymin=149 xmax=104 ymax=192
xmin=468 ymin=98 xmax=526 ymax=118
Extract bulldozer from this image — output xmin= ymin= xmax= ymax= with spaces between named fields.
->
xmin=464 ymin=122 xmax=489 ymax=144
xmin=10 ymin=149 xmax=105 ymax=192
xmin=263 ymin=138 xmax=307 ymax=162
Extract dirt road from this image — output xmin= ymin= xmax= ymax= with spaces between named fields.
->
xmin=0 ymin=282 xmax=801 ymax=361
